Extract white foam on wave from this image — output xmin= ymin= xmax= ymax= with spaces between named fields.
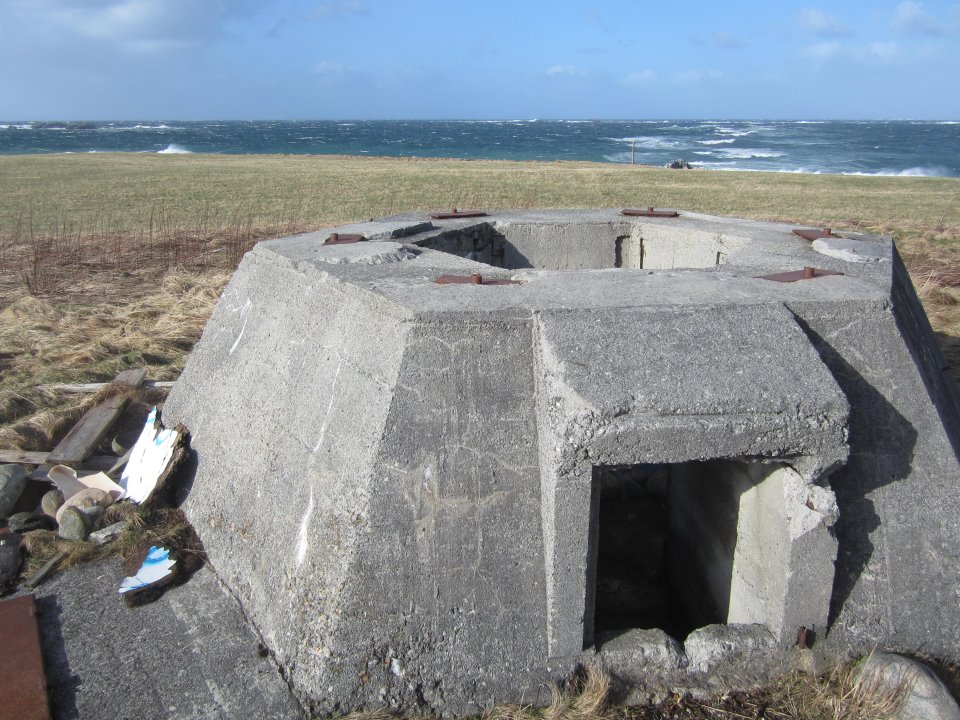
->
xmin=841 ymin=166 xmax=952 ymax=177
xmin=715 ymin=127 xmax=756 ymax=136
xmin=701 ymin=148 xmax=784 ymax=159
xmin=698 ymin=139 xmax=736 ymax=145
xmin=157 ymin=143 xmax=192 ymax=154
xmin=0 ymin=124 xmax=32 ymax=130
xmin=604 ymin=136 xmax=684 ymax=149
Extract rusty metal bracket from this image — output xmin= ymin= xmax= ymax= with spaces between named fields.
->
xmin=620 ymin=207 xmax=679 ymax=218
xmin=793 ymin=227 xmax=837 ymax=241
xmin=435 ymin=273 xmax=521 ymax=286
xmin=0 ymin=595 xmax=51 ymax=720
xmin=756 ymin=267 xmax=844 ymax=283
xmin=429 ymin=209 xmax=488 ymax=219
xmin=325 ymin=233 xmax=367 ymax=245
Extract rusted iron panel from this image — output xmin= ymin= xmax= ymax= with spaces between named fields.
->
xmin=429 ymin=209 xmax=488 ymax=219
xmin=435 ymin=273 xmax=521 ymax=286
xmin=792 ymin=227 xmax=836 ymax=241
xmin=324 ymin=233 xmax=367 ymax=245
xmin=620 ymin=208 xmax=680 ymax=218
xmin=756 ymin=267 xmax=844 ymax=283
xmin=0 ymin=594 xmax=51 ymax=720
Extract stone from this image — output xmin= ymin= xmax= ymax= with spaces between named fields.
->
xmin=89 ymin=520 xmax=129 ymax=546
xmin=856 ymin=652 xmax=960 ymax=720
xmin=0 ymin=463 xmax=29 ymax=518
xmin=41 ymin=488 xmax=65 ymax=517
xmin=665 ymin=158 xmax=693 ymax=169
xmin=0 ymin=535 xmax=23 ymax=587
xmin=8 ymin=511 xmax=52 ymax=534
xmin=55 ymin=487 xmax=111 ymax=525
xmin=161 ymin=209 xmax=960 ymax=714
xmin=57 ymin=506 xmax=91 ymax=541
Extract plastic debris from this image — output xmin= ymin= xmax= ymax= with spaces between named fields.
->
xmin=119 ymin=546 xmax=176 ymax=595
xmin=120 ymin=407 xmax=180 ymax=504
xmin=48 ymin=465 xmax=124 ymax=503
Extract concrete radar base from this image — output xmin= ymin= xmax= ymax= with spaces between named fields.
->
xmin=163 ymin=209 xmax=960 ymax=716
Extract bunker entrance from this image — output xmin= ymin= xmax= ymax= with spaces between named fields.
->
xmin=590 ymin=459 xmax=782 ymax=645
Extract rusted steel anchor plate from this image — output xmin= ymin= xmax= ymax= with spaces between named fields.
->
xmin=793 ymin=227 xmax=837 ymax=241
xmin=435 ymin=273 xmax=521 ymax=286
xmin=756 ymin=267 xmax=844 ymax=283
xmin=620 ymin=208 xmax=679 ymax=218
xmin=429 ymin=209 xmax=488 ymax=219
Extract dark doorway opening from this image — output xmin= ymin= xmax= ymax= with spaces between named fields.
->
xmin=590 ymin=462 xmax=740 ymax=645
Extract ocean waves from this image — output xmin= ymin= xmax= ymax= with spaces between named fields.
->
xmin=0 ymin=119 xmax=957 ymax=177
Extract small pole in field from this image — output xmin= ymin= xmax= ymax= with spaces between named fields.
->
xmin=632 ymin=140 xmax=636 ymax=165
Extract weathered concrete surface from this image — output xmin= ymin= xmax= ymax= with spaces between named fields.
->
xmin=163 ymin=209 xmax=960 ymax=715
xmin=18 ymin=559 xmax=303 ymax=720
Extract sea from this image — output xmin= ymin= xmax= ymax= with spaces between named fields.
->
xmin=1 ymin=119 xmax=958 ymax=177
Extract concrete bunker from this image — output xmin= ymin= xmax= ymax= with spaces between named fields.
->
xmin=163 ymin=209 xmax=960 ymax=716
xmin=415 ymin=219 xmax=742 ymax=270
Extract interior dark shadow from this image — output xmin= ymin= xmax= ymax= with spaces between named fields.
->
xmin=588 ymin=461 xmax=748 ymax=646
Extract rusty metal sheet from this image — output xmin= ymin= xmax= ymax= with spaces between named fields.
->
xmin=756 ymin=267 xmax=844 ymax=283
xmin=0 ymin=594 xmax=51 ymax=720
xmin=324 ymin=233 xmax=367 ymax=245
xmin=435 ymin=273 xmax=521 ymax=286
xmin=620 ymin=207 xmax=679 ymax=218
xmin=428 ymin=209 xmax=488 ymax=219
xmin=793 ymin=227 xmax=836 ymax=241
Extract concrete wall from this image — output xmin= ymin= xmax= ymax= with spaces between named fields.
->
xmin=163 ymin=209 xmax=960 ymax=714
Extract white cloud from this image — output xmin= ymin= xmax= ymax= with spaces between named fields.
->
xmin=892 ymin=1 xmax=943 ymax=34
xmin=801 ymin=40 xmax=904 ymax=65
xmin=798 ymin=8 xmax=850 ymax=36
xmin=801 ymin=41 xmax=843 ymax=62
xmin=6 ymin=0 xmax=249 ymax=54
xmin=310 ymin=1 xmax=367 ymax=20
xmin=546 ymin=64 xmax=587 ymax=77
xmin=621 ymin=70 xmax=656 ymax=86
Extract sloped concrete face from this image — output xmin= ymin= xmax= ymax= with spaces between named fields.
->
xmin=163 ymin=209 xmax=960 ymax=715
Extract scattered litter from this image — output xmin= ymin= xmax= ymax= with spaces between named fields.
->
xmin=24 ymin=550 xmax=67 ymax=589
xmin=120 ymin=407 xmax=181 ymax=504
xmin=119 ymin=545 xmax=176 ymax=595
xmin=89 ymin=521 xmax=129 ymax=546
xmin=47 ymin=465 xmax=124 ymax=503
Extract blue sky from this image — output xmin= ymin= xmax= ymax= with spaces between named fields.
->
xmin=1 ymin=0 xmax=958 ymax=119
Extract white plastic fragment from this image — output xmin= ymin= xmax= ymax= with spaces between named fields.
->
xmin=120 ymin=407 xmax=180 ymax=504
xmin=48 ymin=465 xmax=124 ymax=502
xmin=118 ymin=545 xmax=175 ymax=594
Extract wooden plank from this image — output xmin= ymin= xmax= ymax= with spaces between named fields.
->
xmin=36 ymin=379 xmax=175 ymax=394
xmin=0 ymin=450 xmax=119 ymax=471
xmin=46 ymin=368 xmax=147 ymax=466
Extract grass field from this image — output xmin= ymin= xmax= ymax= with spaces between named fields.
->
xmin=3 ymin=152 xmax=959 ymax=717
xmin=2 ymin=152 xmax=959 ymax=452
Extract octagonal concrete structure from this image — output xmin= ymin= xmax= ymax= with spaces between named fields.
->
xmin=164 ymin=209 xmax=960 ymax=715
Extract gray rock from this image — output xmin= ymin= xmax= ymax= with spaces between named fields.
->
xmin=58 ymin=506 xmax=91 ymax=541
xmin=0 ymin=535 xmax=23 ymax=587
xmin=665 ymin=158 xmax=693 ymax=169
xmin=8 ymin=511 xmax=52 ymax=533
xmin=41 ymin=488 xmax=65 ymax=517
xmin=89 ymin=520 xmax=129 ymax=546
xmin=0 ymin=464 xmax=29 ymax=518
xmin=856 ymin=652 xmax=960 ymax=720
xmin=684 ymin=624 xmax=776 ymax=674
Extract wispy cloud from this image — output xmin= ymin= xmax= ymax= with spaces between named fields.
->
xmin=546 ymin=64 xmax=587 ymax=77
xmin=801 ymin=40 xmax=904 ymax=65
xmin=798 ymin=8 xmax=850 ymax=36
xmin=892 ymin=1 xmax=944 ymax=35
xmin=621 ymin=70 xmax=656 ymax=86
xmin=6 ymin=0 xmax=250 ymax=54
xmin=310 ymin=1 xmax=367 ymax=20
xmin=710 ymin=31 xmax=746 ymax=49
